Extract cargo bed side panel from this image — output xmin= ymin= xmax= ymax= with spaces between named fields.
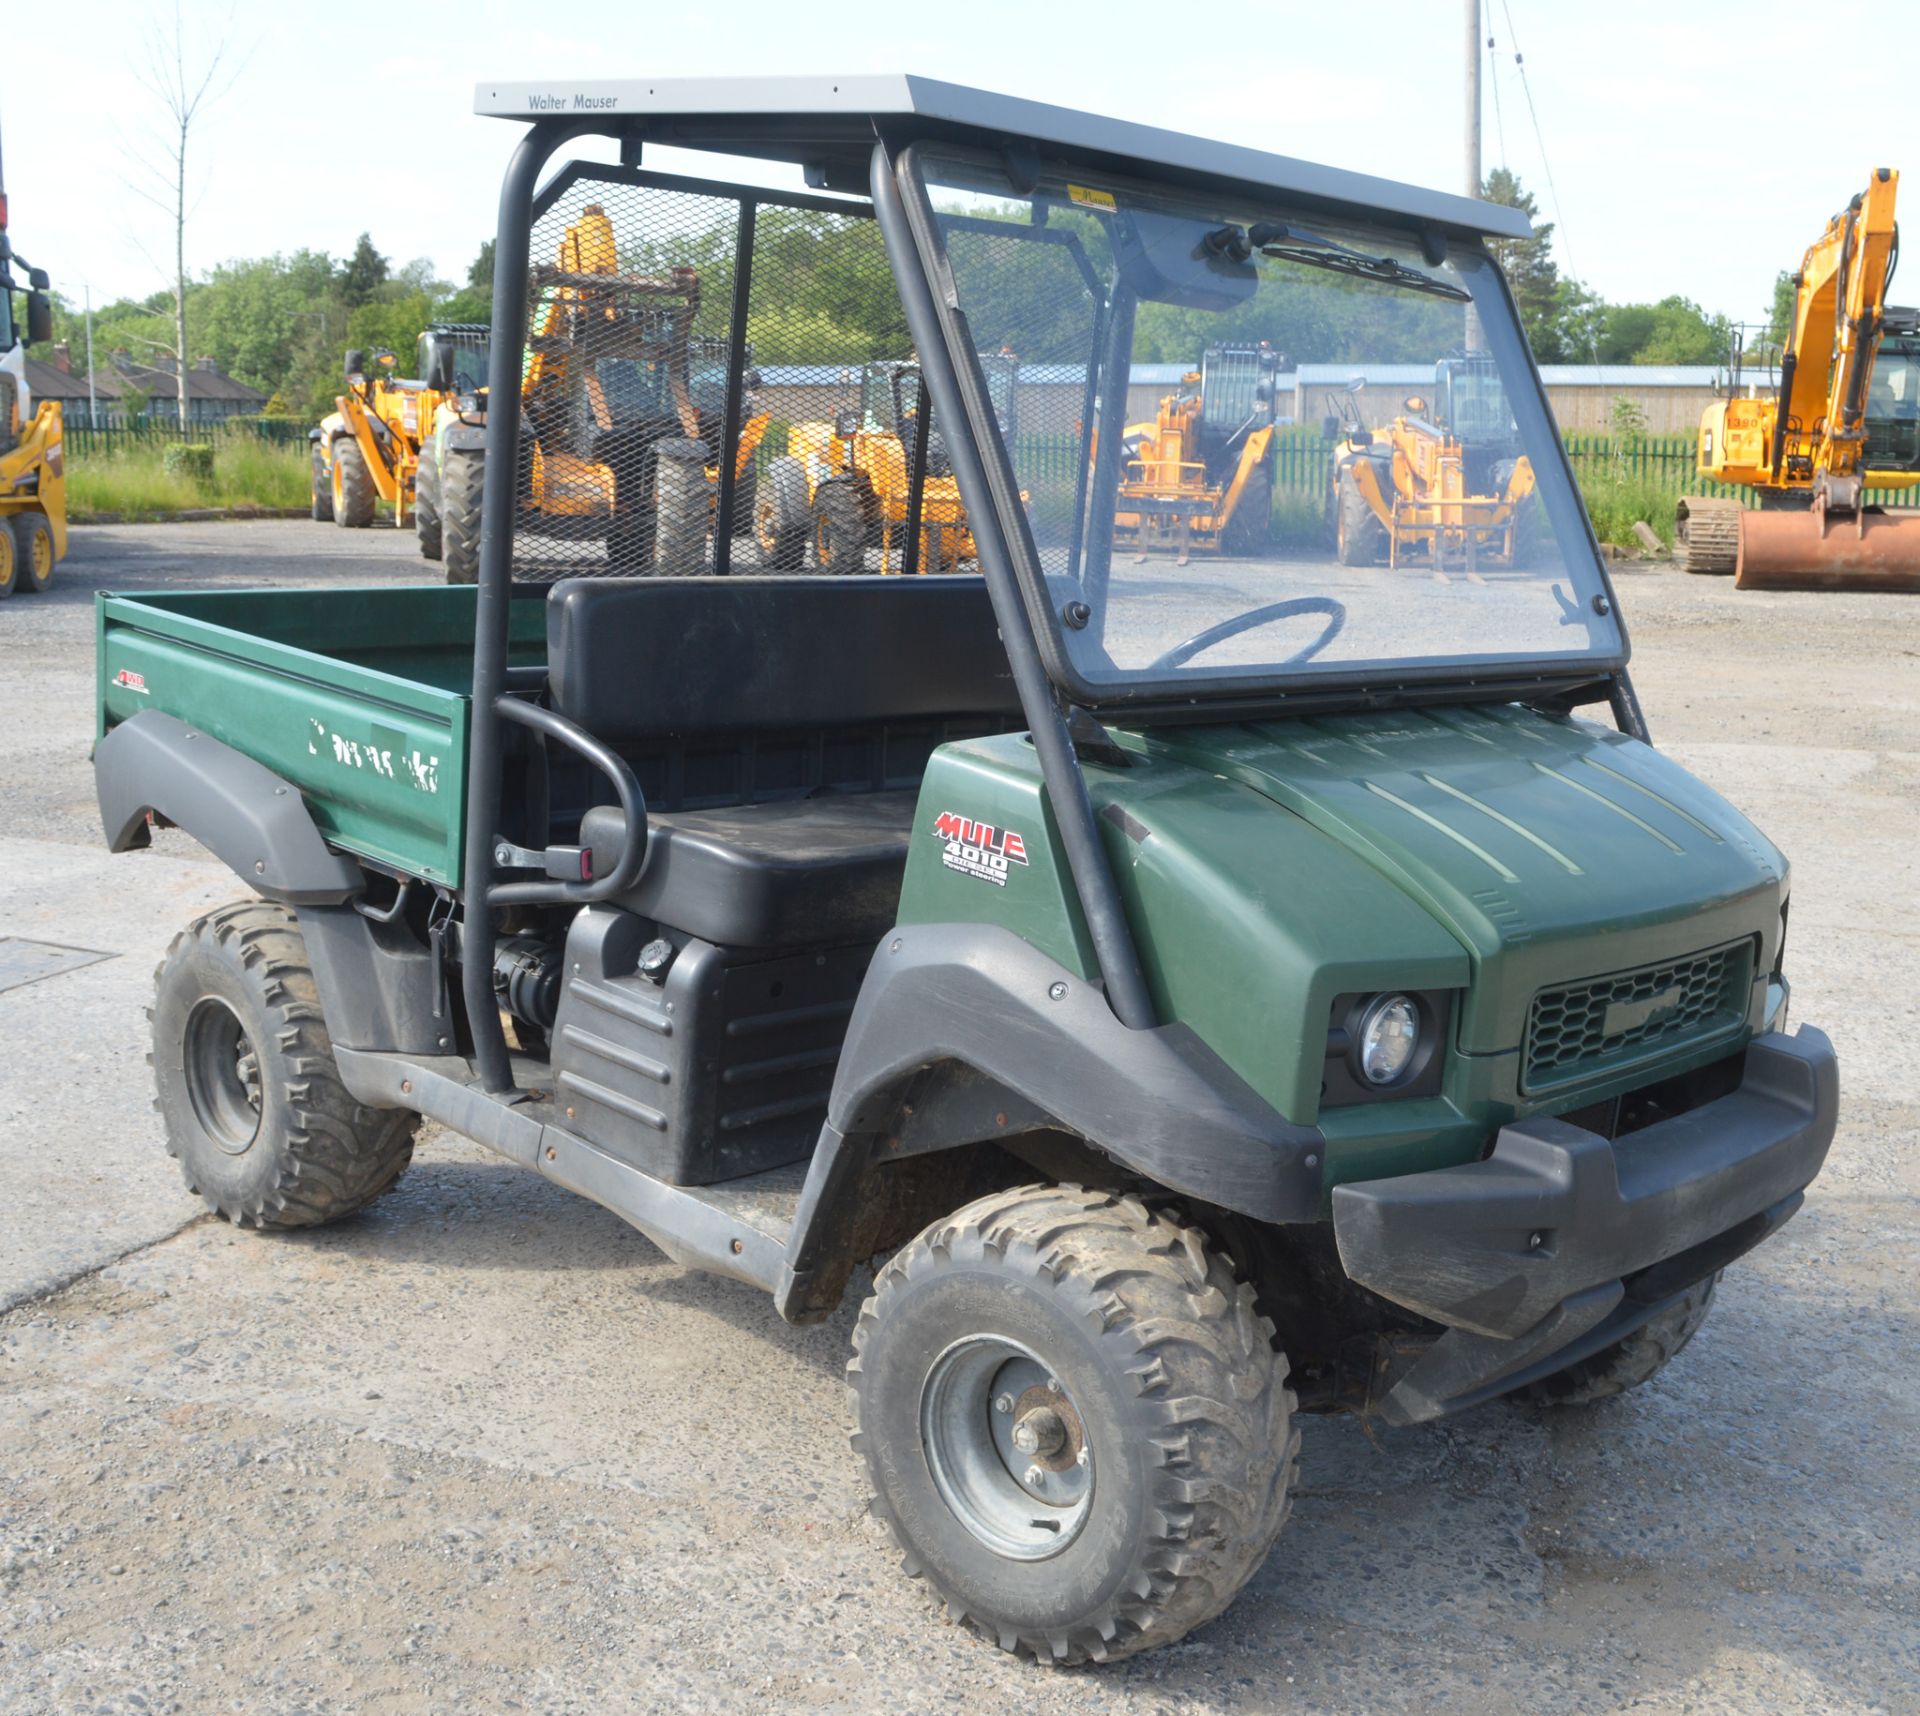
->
xmin=98 ymin=592 xmax=472 ymax=886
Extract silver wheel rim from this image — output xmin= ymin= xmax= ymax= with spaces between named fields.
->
xmin=920 ymin=1335 xmax=1093 ymax=1560
xmin=183 ymin=996 xmax=263 ymax=1156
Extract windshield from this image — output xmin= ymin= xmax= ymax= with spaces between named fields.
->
xmin=1443 ymin=359 xmax=1516 ymax=444
xmin=420 ymin=331 xmax=492 ymax=392
xmin=906 ymin=150 xmax=1621 ymax=699
xmin=445 ymin=338 xmax=491 ymax=392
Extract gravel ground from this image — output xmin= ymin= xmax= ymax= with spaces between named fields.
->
xmin=0 ymin=523 xmax=1915 ymax=1715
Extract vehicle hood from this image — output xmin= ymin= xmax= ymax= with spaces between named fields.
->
xmin=1145 ymin=704 xmax=1787 ymax=1053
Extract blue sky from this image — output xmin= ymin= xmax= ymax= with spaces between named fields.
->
xmin=7 ymin=0 xmax=1915 ymax=329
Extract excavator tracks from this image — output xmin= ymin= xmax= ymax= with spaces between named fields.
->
xmin=1675 ymin=496 xmax=1742 ymax=575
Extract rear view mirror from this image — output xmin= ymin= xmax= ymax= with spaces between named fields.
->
xmin=344 ymin=349 xmax=367 ymax=382
xmin=25 ymin=291 xmax=52 ymax=347
xmin=1111 ymin=209 xmax=1256 ymax=310
xmin=426 ymin=341 xmax=456 ymax=392
xmin=27 ymin=267 xmax=50 ymax=290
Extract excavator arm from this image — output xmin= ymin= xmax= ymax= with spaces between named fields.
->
xmin=1772 ymin=167 xmax=1901 ymax=495
xmin=1684 ymin=168 xmax=1920 ymax=589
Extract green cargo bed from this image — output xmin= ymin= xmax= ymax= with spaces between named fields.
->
xmin=97 ymin=586 xmax=547 ymax=886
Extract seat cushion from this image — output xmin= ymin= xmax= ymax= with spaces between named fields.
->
xmin=581 ymin=791 xmax=920 ymax=948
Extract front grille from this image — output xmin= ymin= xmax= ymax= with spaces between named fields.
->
xmin=1523 ymin=939 xmax=1754 ymax=1094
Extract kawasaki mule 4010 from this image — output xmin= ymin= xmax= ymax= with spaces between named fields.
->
xmin=95 ymin=77 xmax=1835 ymax=1664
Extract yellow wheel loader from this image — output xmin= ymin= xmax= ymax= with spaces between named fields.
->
xmin=1682 ymin=168 xmax=1920 ymax=589
xmin=427 ymin=203 xmax=768 ymax=584
xmin=754 ymin=355 xmax=1012 ymax=574
xmin=0 ymin=173 xmax=66 ymax=599
xmin=1113 ymin=342 xmax=1279 ymax=562
xmin=1325 ymin=354 xmax=1539 ymax=571
xmin=309 ymin=325 xmax=484 ymax=538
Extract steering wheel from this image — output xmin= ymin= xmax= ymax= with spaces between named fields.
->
xmin=1147 ymin=596 xmax=1347 ymax=673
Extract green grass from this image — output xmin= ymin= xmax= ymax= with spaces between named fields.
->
xmin=1270 ymin=488 xmax=1328 ymax=548
xmin=67 ymin=433 xmax=310 ymax=521
xmin=1577 ymin=468 xmax=1681 ymax=550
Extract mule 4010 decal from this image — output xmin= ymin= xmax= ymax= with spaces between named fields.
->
xmin=932 ymin=810 xmax=1030 ymax=887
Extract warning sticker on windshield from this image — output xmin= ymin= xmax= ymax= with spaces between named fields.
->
xmin=1066 ymin=184 xmax=1116 ymax=212
xmin=932 ymin=811 xmax=1030 ymax=887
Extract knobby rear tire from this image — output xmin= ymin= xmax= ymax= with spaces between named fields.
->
xmin=150 ymin=901 xmax=416 ymax=1229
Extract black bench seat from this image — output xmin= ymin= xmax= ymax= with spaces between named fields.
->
xmin=546 ymin=576 xmax=1022 ymax=950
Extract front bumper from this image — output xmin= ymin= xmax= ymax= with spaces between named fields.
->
xmin=1331 ymin=1025 xmax=1838 ymax=1424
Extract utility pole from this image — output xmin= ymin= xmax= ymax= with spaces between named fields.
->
xmin=1464 ymin=0 xmax=1482 ymax=200
xmin=1464 ymin=0 xmax=1484 ymax=348
xmin=85 ymin=285 xmax=97 ymax=428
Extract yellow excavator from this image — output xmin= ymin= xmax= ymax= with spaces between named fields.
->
xmin=0 ymin=148 xmax=65 ymax=598
xmin=1682 ymin=168 xmax=1920 ymax=589
xmin=1325 ymin=354 xmax=1539 ymax=570
xmin=1115 ymin=342 xmax=1280 ymax=561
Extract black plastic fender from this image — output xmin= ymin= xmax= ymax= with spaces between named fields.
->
xmin=95 ymin=710 xmax=363 ymax=904
xmin=774 ymin=920 xmax=1325 ymax=1321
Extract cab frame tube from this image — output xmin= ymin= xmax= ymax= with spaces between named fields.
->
xmin=463 ymin=116 xmax=602 ymax=1093
xmin=870 ymin=137 xmax=1155 ymax=1030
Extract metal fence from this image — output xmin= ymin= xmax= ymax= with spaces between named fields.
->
xmin=62 ymin=418 xmax=309 ymax=460
xmin=1272 ymin=428 xmax=1912 ymax=510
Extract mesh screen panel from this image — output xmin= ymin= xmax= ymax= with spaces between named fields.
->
xmin=507 ymin=165 xmax=949 ymax=582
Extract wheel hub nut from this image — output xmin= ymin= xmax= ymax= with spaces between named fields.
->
xmin=1010 ymin=1405 xmax=1067 ymax=1459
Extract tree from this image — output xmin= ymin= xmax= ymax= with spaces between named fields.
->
xmin=1480 ymin=169 xmax=1564 ymax=359
xmin=468 ymin=240 xmax=495 ymax=294
xmin=192 ymin=250 xmax=340 ymax=392
xmin=1596 ymin=295 xmax=1731 ymax=366
xmin=1548 ymin=277 xmax=1606 ymax=366
xmin=1769 ymin=269 xmax=1798 ymax=347
xmin=123 ymin=3 xmax=242 ymax=430
xmin=340 ymin=234 xmax=390 ymax=309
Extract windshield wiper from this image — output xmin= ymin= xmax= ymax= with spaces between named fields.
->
xmin=1235 ymin=220 xmax=1470 ymax=303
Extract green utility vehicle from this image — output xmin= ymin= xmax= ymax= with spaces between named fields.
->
xmin=95 ymin=79 xmax=1836 ymax=1665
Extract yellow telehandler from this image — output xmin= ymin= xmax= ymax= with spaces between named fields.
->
xmin=309 ymin=325 xmax=487 ymax=537
xmin=1114 ymin=342 xmax=1279 ymax=562
xmin=753 ymin=355 xmax=1013 ymax=574
xmin=1324 ymin=354 xmax=1539 ymax=571
xmin=0 ymin=169 xmax=65 ymax=597
xmin=428 ymin=203 xmax=767 ymax=584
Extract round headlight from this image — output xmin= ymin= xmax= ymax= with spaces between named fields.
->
xmin=1357 ymin=994 xmax=1420 ymax=1086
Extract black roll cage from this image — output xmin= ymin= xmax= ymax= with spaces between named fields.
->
xmin=461 ymin=116 xmax=1648 ymax=1095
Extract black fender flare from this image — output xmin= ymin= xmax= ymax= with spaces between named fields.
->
xmin=773 ymin=921 xmax=1325 ymax=1322
xmin=95 ymin=710 xmax=363 ymax=904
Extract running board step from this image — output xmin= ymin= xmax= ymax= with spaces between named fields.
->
xmin=335 ymin=1047 xmax=799 ymax=1291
